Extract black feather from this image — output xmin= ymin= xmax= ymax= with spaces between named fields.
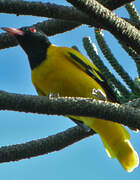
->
xmin=69 ymin=52 xmax=119 ymax=103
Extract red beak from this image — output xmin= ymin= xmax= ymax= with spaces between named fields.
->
xmin=2 ymin=27 xmax=24 ymax=36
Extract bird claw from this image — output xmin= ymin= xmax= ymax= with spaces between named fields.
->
xmin=48 ymin=92 xmax=60 ymax=98
xmin=92 ymin=88 xmax=107 ymax=101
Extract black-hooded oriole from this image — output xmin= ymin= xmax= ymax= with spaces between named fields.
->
xmin=2 ymin=26 xmax=139 ymax=172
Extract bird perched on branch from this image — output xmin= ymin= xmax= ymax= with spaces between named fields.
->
xmin=2 ymin=26 xmax=139 ymax=172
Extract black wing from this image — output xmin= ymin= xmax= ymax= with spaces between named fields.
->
xmin=69 ymin=52 xmax=119 ymax=103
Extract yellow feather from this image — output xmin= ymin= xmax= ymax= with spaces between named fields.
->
xmin=32 ymin=44 xmax=139 ymax=172
xmin=3 ymin=26 xmax=139 ymax=172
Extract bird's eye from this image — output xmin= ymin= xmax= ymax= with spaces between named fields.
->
xmin=29 ymin=27 xmax=36 ymax=33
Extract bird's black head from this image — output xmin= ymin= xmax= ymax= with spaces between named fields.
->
xmin=2 ymin=26 xmax=51 ymax=69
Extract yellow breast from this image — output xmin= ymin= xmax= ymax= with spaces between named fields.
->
xmin=31 ymin=44 xmax=106 ymax=98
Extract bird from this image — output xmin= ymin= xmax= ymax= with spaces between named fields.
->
xmin=2 ymin=26 xmax=139 ymax=172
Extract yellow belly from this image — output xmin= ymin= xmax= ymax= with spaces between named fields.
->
xmin=31 ymin=45 xmax=139 ymax=172
xmin=31 ymin=45 xmax=106 ymax=99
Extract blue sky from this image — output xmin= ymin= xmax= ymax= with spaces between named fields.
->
xmin=0 ymin=0 xmax=140 ymax=179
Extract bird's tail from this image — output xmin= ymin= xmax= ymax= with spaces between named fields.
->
xmin=114 ymin=140 xmax=139 ymax=172
xmin=74 ymin=116 xmax=139 ymax=172
xmin=100 ymin=133 xmax=139 ymax=172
